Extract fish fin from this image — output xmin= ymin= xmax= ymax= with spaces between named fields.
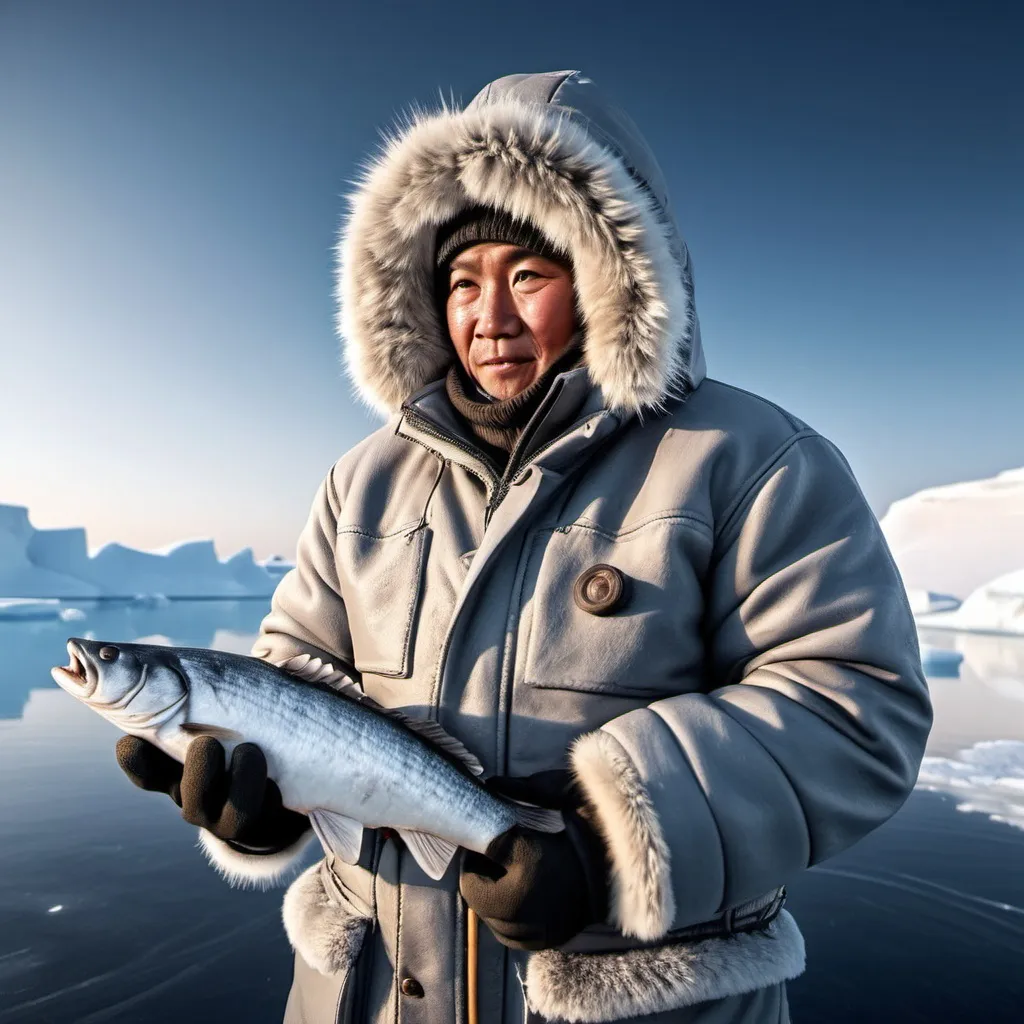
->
xmin=396 ymin=828 xmax=459 ymax=881
xmin=277 ymin=656 xmax=484 ymax=777
xmin=279 ymin=655 xmax=363 ymax=692
xmin=180 ymin=722 xmax=243 ymax=742
xmin=276 ymin=653 xmax=311 ymax=673
xmin=389 ymin=717 xmax=485 ymax=777
xmin=309 ymin=808 xmax=364 ymax=865
xmin=511 ymin=803 xmax=565 ymax=834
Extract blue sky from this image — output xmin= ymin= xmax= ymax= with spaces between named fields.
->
xmin=1 ymin=0 xmax=1020 ymax=559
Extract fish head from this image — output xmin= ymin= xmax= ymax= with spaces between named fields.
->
xmin=52 ymin=638 xmax=189 ymax=727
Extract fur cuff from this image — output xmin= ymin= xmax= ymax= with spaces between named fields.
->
xmin=282 ymin=861 xmax=370 ymax=977
xmin=197 ymin=827 xmax=315 ymax=888
xmin=526 ymin=910 xmax=806 ymax=1023
xmin=570 ymin=730 xmax=675 ymax=940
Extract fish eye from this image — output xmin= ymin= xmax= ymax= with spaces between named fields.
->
xmin=98 ymin=646 xmax=119 ymax=662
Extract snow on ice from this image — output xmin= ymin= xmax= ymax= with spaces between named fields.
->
xmin=917 ymin=740 xmax=1024 ymax=832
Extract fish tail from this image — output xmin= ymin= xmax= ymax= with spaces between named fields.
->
xmin=511 ymin=803 xmax=564 ymax=833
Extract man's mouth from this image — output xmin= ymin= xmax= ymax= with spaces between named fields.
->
xmin=480 ymin=357 xmax=532 ymax=369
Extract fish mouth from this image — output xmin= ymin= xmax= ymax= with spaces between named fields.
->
xmin=51 ymin=639 xmax=98 ymax=698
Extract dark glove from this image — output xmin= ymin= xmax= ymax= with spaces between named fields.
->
xmin=459 ymin=769 xmax=610 ymax=951
xmin=116 ymin=735 xmax=310 ymax=853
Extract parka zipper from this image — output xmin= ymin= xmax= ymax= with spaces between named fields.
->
xmin=402 ymin=398 xmax=609 ymax=530
xmin=400 ymin=410 xmax=501 ymax=497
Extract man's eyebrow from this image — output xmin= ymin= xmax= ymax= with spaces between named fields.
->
xmin=506 ymin=247 xmax=549 ymax=262
xmin=449 ymin=253 xmax=481 ymax=272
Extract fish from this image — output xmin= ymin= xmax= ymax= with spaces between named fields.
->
xmin=51 ymin=638 xmax=562 ymax=880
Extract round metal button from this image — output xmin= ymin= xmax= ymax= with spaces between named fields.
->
xmin=573 ymin=564 xmax=629 ymax=615
xmin=401 ymin=977 xmax=424 ymax=999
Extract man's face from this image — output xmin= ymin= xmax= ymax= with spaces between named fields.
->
xmin=445 ymin=242 xmax=576 ymax=401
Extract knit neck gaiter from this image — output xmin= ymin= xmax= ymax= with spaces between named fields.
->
xmin=445 ymin=343 xmax=586 ymax=471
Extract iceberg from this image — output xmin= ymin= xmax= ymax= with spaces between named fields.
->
xmin=917 ymin=569 xmax=1024 ymax=637
xmin=0 ymin=504 xmax=276 ymax=600
xmin=0 ymin=507 xmax=101 ymax=598
xmin=881 ymin=467 xmax=1024 ymax=598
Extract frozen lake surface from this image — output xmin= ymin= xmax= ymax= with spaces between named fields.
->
xmin=1 ymin=604 xmax=1023 ymax=1022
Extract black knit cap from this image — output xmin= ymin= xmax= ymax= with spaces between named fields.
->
xmin=434 ymin=205 xmax=568 ymax=277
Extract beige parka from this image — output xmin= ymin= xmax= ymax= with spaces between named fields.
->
xmin=196 ymin=71 xmax=932 ymax=1023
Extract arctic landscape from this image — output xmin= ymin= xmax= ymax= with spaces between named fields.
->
xmin=2 ymin=467 xmax=1022 ymax=632
xmin=2 ymin=469 xmax=1023 ymax=1023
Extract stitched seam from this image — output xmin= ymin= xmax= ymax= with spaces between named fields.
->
xmin=498 ymin=529 xmax=541 ymax=774
xmin=713 ymin=430 xmax=820 ymax=546
xmin=647 ymin=702 xmax=729 ymax=915
xmin=337 ymin=520 xmax=423 ymax=539
xmin=571 ymin=510 xmax=713 ymax=541
xmin=703 ymin=379 xmax=808 ymax=432
xmin=527 ymin=680 xmax=672 ymax=699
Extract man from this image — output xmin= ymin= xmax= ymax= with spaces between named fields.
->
xmin=118 ymin=71 xmax=932 ymax=1023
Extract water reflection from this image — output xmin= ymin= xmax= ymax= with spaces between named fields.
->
xmin=0 ymin=600 xmax=268 ymax=720
xmin=0 ymin=600 xmax=299 ymax=1024
xmin=0 ymin=607 xmax=1022 ymax=1022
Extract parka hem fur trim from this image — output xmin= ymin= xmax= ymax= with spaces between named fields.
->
xmin=525 ymin=909 xmax=806 ymax=1023
xmin=337 ymin=93 xmax=695 ymax=417
xmin=282 ymin=861 xmax=370 ymax=978
xmin=570 ymin=729 xmax=675 ymax=940
xmin=197 ymin=827 xmax=316 ymax=888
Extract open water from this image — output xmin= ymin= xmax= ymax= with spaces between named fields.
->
xmin=1 ymin=602 xmax=1022 ymax=1022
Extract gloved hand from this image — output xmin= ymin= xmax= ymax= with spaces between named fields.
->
xmin=115 ymin=735 xmax=311 ymax=853
xmin=459 ymin=770 xmax=610 ymax=950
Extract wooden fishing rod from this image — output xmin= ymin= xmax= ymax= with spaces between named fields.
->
xmin=467 ymin=905 xmax=479 ymax=1024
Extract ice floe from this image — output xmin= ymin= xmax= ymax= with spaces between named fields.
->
xmin=0 ymin=598 xmax=63 ymax=621
xmin=917 ymin=569 xmax=1024 ymax=637
xmin=916 ymin=740 xmax=1024 ymax=831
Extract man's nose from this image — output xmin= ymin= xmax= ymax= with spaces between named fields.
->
xmin=475 ymin=281 xmax=521 ymax=339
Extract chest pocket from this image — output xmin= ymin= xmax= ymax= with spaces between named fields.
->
xmin=334 ymin=522 xmax=431 ymax=678
xmin=521 ymin=514 xmax=713 ymax=698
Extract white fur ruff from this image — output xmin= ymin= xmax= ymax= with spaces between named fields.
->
xmin=570 ymin=730 xmax=675 ymax=941
xmin=282 ymin=861 xmax=370 ymax=978
xmin=197 ymin=827 xmax=315 ymax=889
xmin=525 ymin=910 xmax=806 ymax=1022
xmin=337 ymin=96 xmax=695 ymax=417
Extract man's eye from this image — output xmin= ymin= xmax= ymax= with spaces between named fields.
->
xmin=513 ymin=269 xmax=539 ymax=284
xmin=450 ymin=279 xmax=473 ymax=292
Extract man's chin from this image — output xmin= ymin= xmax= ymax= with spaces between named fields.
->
xmin=477 ymin=361 xmax=538 ymax=399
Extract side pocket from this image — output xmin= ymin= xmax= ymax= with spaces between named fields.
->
xmin=334 ymin=523 xmax=431 ymax=678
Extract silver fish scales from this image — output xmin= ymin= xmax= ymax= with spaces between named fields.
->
xmin=52 ymin=638 xmax=562 ymax=879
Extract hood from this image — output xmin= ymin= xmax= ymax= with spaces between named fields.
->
xmin=336 ymin=70 xmax=707 ymax=418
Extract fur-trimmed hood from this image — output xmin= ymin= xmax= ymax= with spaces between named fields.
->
xmin=336 ymin=70 xmax=707 ymax=417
